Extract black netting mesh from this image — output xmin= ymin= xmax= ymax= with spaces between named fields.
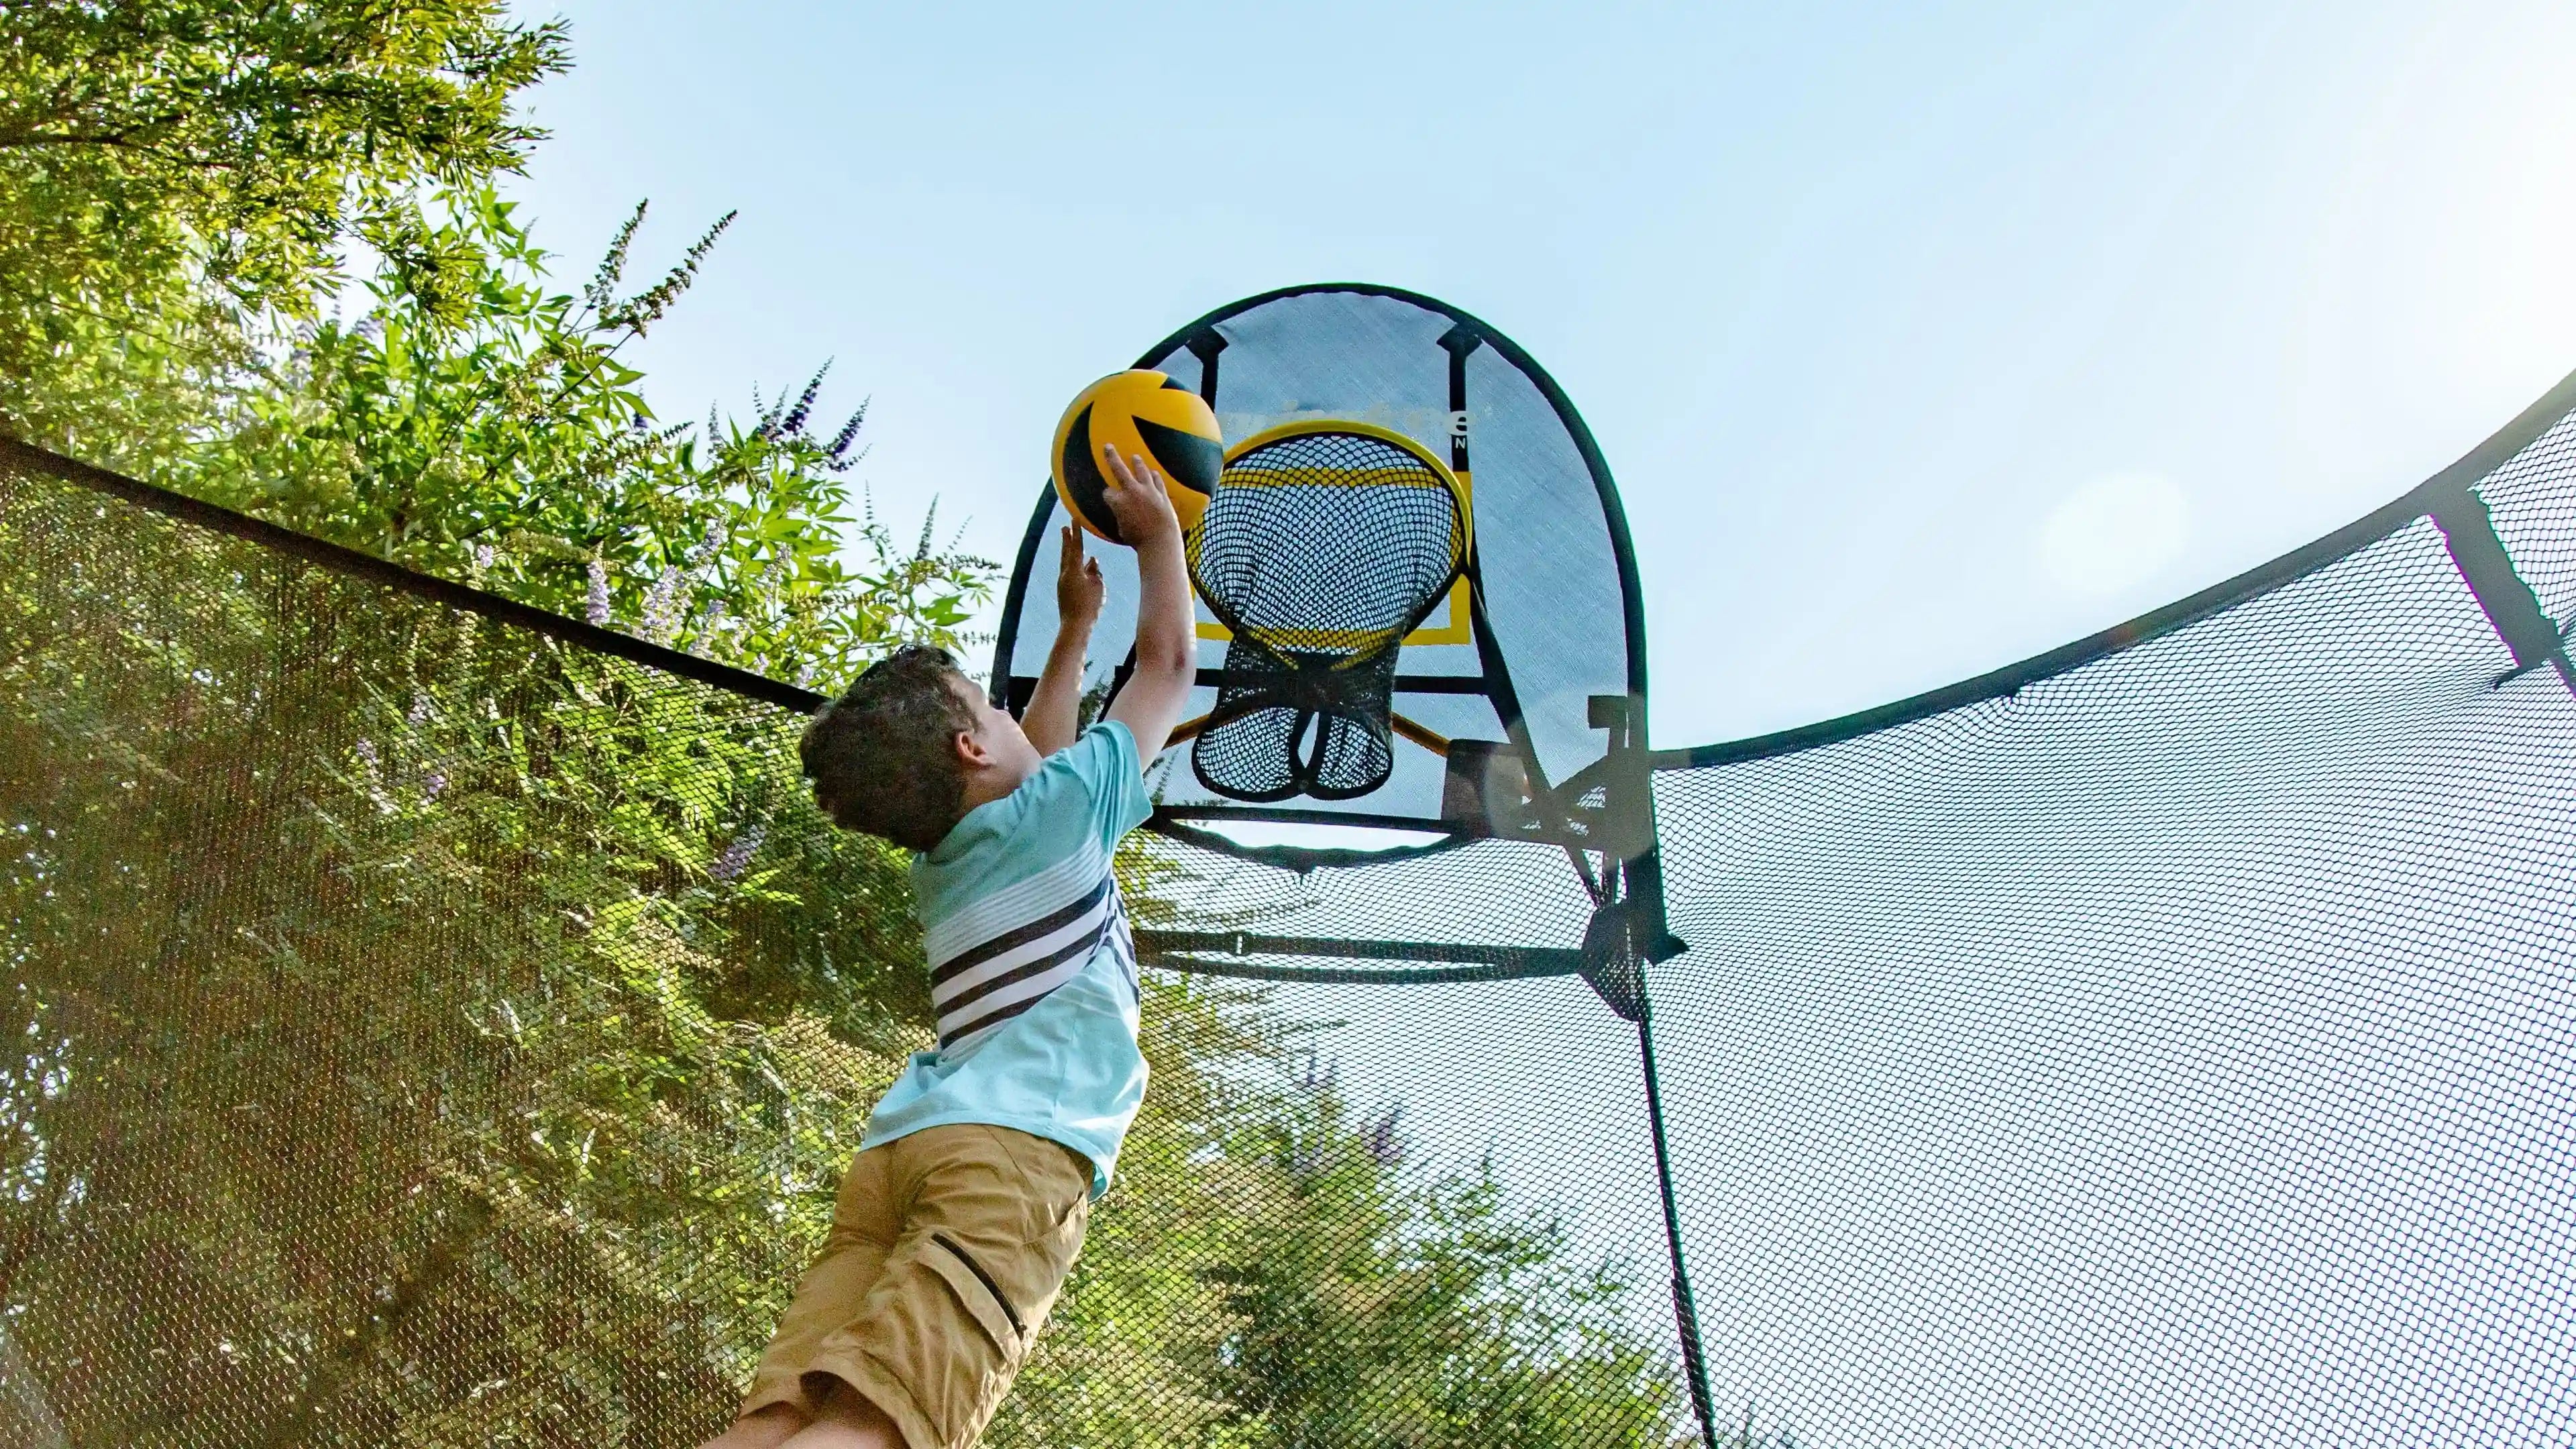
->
xmin=1647 ymin=508 xmax=2576 ymax=1444
xmin=1191 ymin=637 xmax=1406 ymax=803
xmin=1191 ymin=429 xmax=1465 ymax=651
xmin=8 ymin=370 xmax=2576 ymax=1449
xmin=1189 ymin=429 xmax=1466 ymax=804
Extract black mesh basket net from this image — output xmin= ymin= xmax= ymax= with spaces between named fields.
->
xmin=7 ymin=354 xmax=2576 ymax=1448
xmin=1189 ymin=427 xmax=1466 ymax=803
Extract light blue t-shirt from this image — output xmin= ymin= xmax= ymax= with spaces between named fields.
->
xmin=859 ymin=720 xmax=1151 ymax=1198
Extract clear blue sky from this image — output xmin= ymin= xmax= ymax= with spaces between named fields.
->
xmin=501 ymin=0 xmax=2576 ymax=751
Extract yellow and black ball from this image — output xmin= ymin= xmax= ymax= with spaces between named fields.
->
xmin=1051 ymin=370 xmax=1223 ymax=543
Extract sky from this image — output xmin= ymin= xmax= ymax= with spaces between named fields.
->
xmin=500 ymin=0 xmax=2576 ymax=753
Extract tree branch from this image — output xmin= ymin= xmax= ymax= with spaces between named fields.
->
xmin=0 ymin=129 xmax=140 ymax=150
xmin=249 ymin=1192 xmax=498 ymax=1449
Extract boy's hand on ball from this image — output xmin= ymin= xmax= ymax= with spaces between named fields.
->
xmin=1057 ymin=525 xmax=1104 ymax=629
xmin=1101 ymin=443 xmax=1181 ymax=545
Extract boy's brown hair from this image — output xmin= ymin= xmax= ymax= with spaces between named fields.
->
xmin=800 ymin=645 xmax=980 ymax=851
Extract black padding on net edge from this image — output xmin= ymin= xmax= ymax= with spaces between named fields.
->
xmin=1663 ymin=360 xmax=2576 ymax=771
xmin=20 ymin=342 xmax=2575 ymax=784
xmin=0 ymin=436 xmax=830 ymax=717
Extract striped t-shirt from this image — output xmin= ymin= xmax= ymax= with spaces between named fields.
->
xmin=857 ymin=720 xmax=1152 ymax=1198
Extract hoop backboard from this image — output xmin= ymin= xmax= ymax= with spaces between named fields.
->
xmin=993 ymin=284 xmax=1647 ymax=859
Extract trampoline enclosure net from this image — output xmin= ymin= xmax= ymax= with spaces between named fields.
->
xmin=5 ymin=386 xmax=2576 ymax=1449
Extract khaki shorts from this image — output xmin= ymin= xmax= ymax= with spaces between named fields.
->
xmin=741 ymin=1123 xmax=1092 ymax=1449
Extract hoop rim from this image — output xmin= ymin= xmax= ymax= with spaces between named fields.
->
xmin=1193 ymin=417 xmax=1475 ymax=660
xmin=1118 ymin=282 xmax=1648 ymax=716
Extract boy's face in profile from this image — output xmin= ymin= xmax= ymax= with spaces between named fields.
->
xmin=951 ymin=671 xmax=1046 ymax=792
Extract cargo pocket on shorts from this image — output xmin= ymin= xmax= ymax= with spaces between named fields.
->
xmin=924 ymin=1232 xmax=1029 ymax=1361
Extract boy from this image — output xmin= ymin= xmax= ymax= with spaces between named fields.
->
xmin=704 ymin=445 xmax=1195 ymax=1449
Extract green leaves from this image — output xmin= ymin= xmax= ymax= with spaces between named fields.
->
xmin=0 ymin=1 xmax=571 ymax=458
xmin=32 ymin=178 xmax=998 ymax=688
xmin=0 ymin=0 xmax=568 ymax=308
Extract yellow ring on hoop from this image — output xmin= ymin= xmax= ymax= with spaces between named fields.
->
xmin=1213 ymin=417 xmax=1471 ymax=564
xmin=1186 ymin=418 xmax=1474 ymax=654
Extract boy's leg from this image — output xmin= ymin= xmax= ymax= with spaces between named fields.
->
xmin=774 ymin=1381 xmax=906 ymax=1448
xmin=701 ymin=1386 xmax=902 ymax=1449
xmin=798 ymin=1124 xmax=1091 ymax=1449
xmin=704 ymin=1146 xmax=902 ymax=1448
xmin=698 ymin=1403 xmax=810 ymax=1449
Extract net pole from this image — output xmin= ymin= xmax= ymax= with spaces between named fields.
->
xmin=2427 ymin=484 xmax=2574 ymax=691
xmin=1594 ymin=688 xmax=1719 ymax=1446
xmin=1636 ymin=978 xmax=1720 ymax=1449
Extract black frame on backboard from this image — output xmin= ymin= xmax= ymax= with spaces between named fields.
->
xmin=987 ymin=282 xmax=1657 ymax=870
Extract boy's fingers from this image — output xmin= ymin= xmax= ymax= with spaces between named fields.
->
xmin=1101 ymin=441 xmax=1133 ymax=489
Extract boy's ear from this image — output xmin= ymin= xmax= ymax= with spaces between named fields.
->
xmin=952 ymin=728 xmax=989 ymax=769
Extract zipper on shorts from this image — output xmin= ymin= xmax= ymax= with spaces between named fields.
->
xmin=930 ymin=1232 xmax=1027 ymax=1338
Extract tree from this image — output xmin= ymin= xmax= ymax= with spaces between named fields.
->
xmin=0 ymin=459 xmax=932 ymax=1444
xmin=174 ymin=184 xmax=987 ymax=684
xmin=0 ymin=1 xmax=568 ymax=435
xmin=1 ymin=176 xmax=1000 ymax=1446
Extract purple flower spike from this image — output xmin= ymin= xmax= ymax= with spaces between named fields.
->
xmin=641 ymin=566 xmax=682 ymax=644
xmin=711 ymin=825 xmax=767 ymax=882
xmin=1364 ymin=1106 xmax=1406 ymax=1169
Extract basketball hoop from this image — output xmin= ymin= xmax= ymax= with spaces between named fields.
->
xmin=1184 ymin=421 xmax=1470 ymax=802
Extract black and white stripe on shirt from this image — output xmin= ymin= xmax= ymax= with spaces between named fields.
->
xmin=929 ymin=868 xmax=1136 ymax=1050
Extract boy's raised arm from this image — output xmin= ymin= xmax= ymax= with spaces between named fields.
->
xmin=1022 ymin=525 xmax=1102 ymax=757
xmin=1099 ymin=444 xmax=1195 ymax=766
